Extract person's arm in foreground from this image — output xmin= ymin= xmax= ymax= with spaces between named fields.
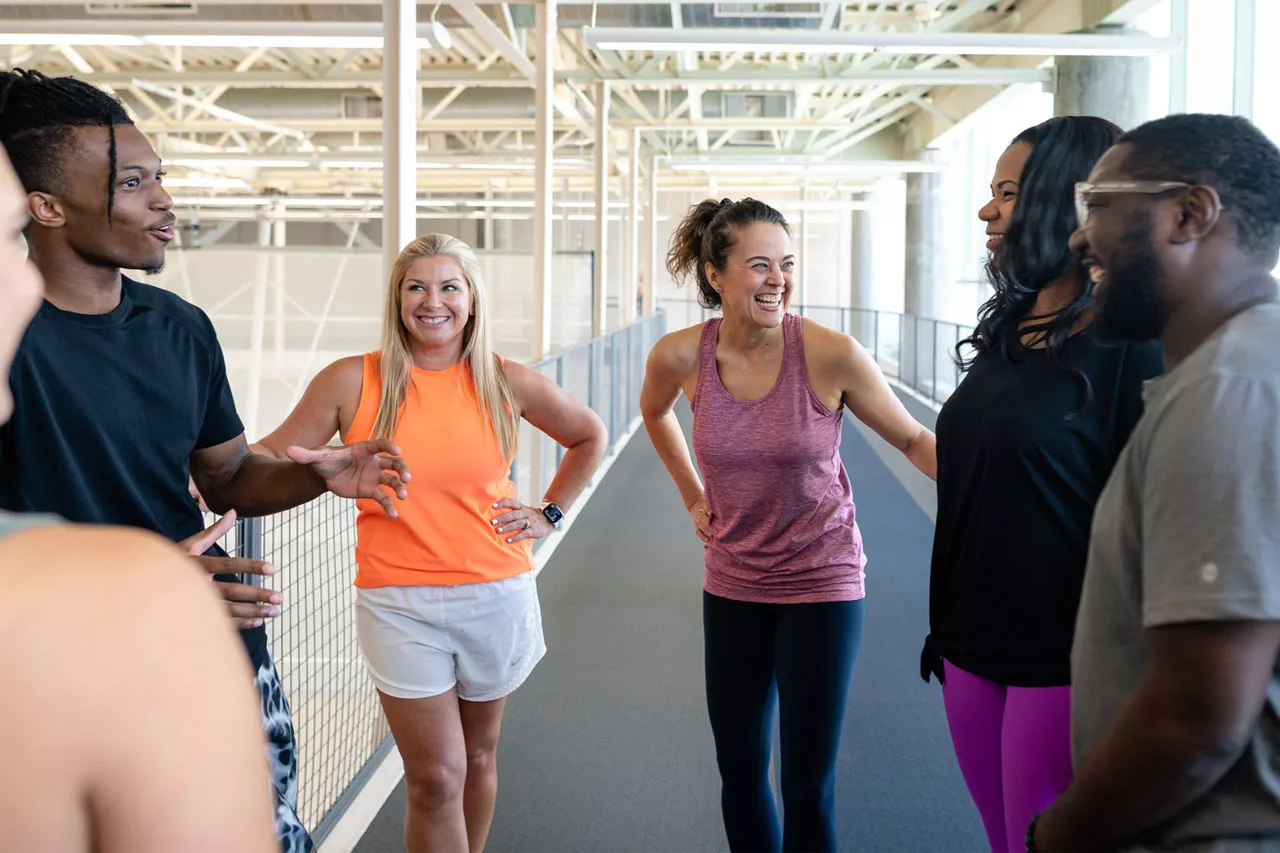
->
xmin=1035 ymin=621 xmax=1280 ymax=851
xmin=0 ymin=526 xmax=277 ymax=853
xmin=193 ymin=356 xmax=410 ymax=520
xmin=491 ymin=361 xmax=609 ymax=542
xmin=640 ymin=329 xmax=713 ymax=542
xmin=1035 ymin=376 xmax=1280 ymax=851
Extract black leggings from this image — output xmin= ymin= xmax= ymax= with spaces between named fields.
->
xmin=703 ymin=592 xmax=864 ymax=853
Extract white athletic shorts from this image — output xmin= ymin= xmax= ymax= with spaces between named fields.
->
xmin=355 ymin=572 xmax=546 ymax=703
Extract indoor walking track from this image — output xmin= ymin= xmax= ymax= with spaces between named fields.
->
xmin=354 ymin=406 xmax=985 ymax=852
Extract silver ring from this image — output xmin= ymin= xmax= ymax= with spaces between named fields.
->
xmin=524 ymin=518 xmax=531 ymax=529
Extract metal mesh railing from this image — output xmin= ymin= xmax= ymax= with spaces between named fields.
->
xmin=219 ymin=495 xmax=390 ymax=843
xmin=216 ymin=310 xmax=668 ymax=842
xmin=660 ymin=298 xmax=968 ymax=407
xmin=513 ymin=312 xmax=668 ymax=517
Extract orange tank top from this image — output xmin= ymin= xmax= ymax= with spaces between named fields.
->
xmin=345 ymin=353 xmax=533 ymax=588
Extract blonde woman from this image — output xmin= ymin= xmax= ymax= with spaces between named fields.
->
xmin=256 ymin=234 xmax=608 ymax=853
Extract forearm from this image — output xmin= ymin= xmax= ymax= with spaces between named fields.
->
xmin=905 ymin=429 xmax=937 ymax=480
xmin=201 ymin=454 xmax=326 ymax=517
xmin=643 ymin=409 xmax=705 ymax=507
xmin=542 ymin=435 xmax=607 ymax=511
xmin=1037 ymin=690 xmax=1246 ymax=851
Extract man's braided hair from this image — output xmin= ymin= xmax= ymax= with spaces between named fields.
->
xmin=0 ymin=69 xmax=134 ymax=223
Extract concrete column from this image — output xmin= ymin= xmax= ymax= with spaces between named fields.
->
xmin=904 ymin=153 xmax=943 ymax=390
xmin=382 ymin=0 xmax=417 ymax=279
xmin=531 ymin=0 xmax=556 ymax=359
xmin=593 ymin=82 xmax=611 ymax=337
xmin=1054 ymin=43 xmax=1153 ymax=130
xmin=850 ymin=204 xmax=876 ymax=348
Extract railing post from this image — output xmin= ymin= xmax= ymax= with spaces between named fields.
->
xmin=238 ymin=515 xmax=265 ymax=587
xmin=611 ymin=332 xmax=620 ymax=440
xmin=931 ymin=319 xmax=939 ymax=403
xmin=912 ymin=316 xmax=920 ymax=393
xmin=873 ymin=310 xmax=880 ymax=365
xmin=587 ymin=339 xmax=596 ymax=411
xmin=555 ymin=356 xmax=566 ymax=465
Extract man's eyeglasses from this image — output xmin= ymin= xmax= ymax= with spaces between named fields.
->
xmin=1074 ymin=181 xmax=1193 ymax=226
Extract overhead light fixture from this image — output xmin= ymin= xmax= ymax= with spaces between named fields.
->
xmin=668 ymin=159 xmax=947 ymax=174
xmin=582 ymin=27 xmax=1180 ymax=57
xmin=462 ymin=200 xmax=537 ymax=208
xmin=168 ymin=158 xmax=311 ymax=169
xmin=164 ymin=173 xmax=252 ymax=191
xmin=0 ymin=21 xmax=453 ymax=50
xmin=555 ymin=201 xmax=628 ymax=209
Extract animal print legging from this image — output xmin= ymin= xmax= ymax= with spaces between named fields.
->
xmin=253 ymin=652 xmax=314 ymax=853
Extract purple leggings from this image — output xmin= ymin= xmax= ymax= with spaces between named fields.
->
xmin=941 ymin=660 xmax=1074 ymax=853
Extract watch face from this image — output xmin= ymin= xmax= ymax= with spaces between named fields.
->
xmin=542 ymin=503 xmax=564 ymax=525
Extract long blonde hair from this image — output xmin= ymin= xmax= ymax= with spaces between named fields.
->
xmin=372 ymin=233 xmax=520 ymax=461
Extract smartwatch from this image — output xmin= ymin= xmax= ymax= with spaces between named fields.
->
xmin=539 ymin=501 xmax=564 ymax=530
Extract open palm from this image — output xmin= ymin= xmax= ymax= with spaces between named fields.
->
xmin=286 ymin=439 xmax=411 ymax=518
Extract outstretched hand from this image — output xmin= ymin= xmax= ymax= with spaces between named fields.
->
xmin=177 ymin=509 xmax=283 ymax=630
xmin=286 ymin=439 xmax=411 ymax=519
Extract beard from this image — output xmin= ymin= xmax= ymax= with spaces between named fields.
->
xmin=1092 ymin=212 xmax=1166 ymax=343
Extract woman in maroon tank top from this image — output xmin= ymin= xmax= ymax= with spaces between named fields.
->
xmin=641 ymin=198 xmax=937 ymax=852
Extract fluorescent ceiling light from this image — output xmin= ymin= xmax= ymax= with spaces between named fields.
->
xmin=164 ymin=174 xmax=252 ymax=191
xmin=668 ymin=159 xmax=946 ymax=174
xmin=463 ymin=200 xmax=537 ymax=208
xmin=555 ymin=201 xmax=629 ymax=209
xmin=168 ymin=158 xmax=311 ymax=169
xmin=457 ymin=162 xmax=536 ymax=171
xmin=582 ymin=27 xmax=1180 ymax=57
xmin=0 ymin=21 xmax=452 ymax=50
xmin=318 ymin=161 xmax=451 ymax=169
xmin=0 ymin=34 xmax=144 ymax=46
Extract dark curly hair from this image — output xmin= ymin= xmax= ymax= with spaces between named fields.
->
xmin=0 ymin=68 xmax=134 ymax=223
xmin=1118 ymin=113 xmax=1280 ymax=259
xmin=957 ymin=115 xmax=1123 ymax=410
xmin=666 ymin=197 xmax=790 ymax=309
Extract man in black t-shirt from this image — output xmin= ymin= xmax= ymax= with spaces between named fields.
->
xmin=0 ymin=71 xmax=411 ymax=853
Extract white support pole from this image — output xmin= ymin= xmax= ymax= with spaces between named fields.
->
xmin=1234 ymin=0 xmax=1256 ymax=119
xmin=645 ymin=154 xmax=658 ymax=317
xmin=383 ymin=0 xmax=417 ymax=280
xmin=799 ymin=183 xmax=810 ymax=308
xmin=532 ymin=0 xmax=556 ymax=359
xmin=593 ymin=81 xmax=611 ymax=338
xmin=626 ymin=127 xmax=640 ymax=325
xmin=483 ymin=180 xmax=494 ymax=249
xmin=271 ymin=218 xmax=286 ymax=371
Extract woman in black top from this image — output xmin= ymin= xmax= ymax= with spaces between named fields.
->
xmin=922 ymin=116 xmax=1163 ymax=852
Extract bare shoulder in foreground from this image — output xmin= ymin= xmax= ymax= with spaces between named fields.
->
xmin=0 ymin=526 xmax=278 ymax=853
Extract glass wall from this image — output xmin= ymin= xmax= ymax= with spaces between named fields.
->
xmin=926 ymin=83 xmax=1055 ymax=326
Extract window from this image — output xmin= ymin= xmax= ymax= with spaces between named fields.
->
xmin=1184 ymin=0 xmax=1237 ymax=115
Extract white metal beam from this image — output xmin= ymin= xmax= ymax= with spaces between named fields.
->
xmin=645 ymin=154 xmax=658 ymax=317
xmin=532 ymin=0 xmax=557 ymax=359
xmin=593 ymin=81 xmax=611 ymax=338
xmin=625 ymin=128 xmax=640 ymax=325
xmin=383 ymin=0 xmax=417 ymax=277
xmin=131 ymin=78 xmax=308 ymax=140
xmin=450 ymin=4 xmax=537 ymax=79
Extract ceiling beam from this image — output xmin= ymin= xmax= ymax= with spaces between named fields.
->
xmin=448 ymin=4 xmax=536 ymax=79
xmin=48 ymin=67 xmax=1051 ymax=89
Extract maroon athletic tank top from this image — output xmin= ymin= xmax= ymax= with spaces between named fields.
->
xmin=691 ymin=312 xmax=866 ymax=603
